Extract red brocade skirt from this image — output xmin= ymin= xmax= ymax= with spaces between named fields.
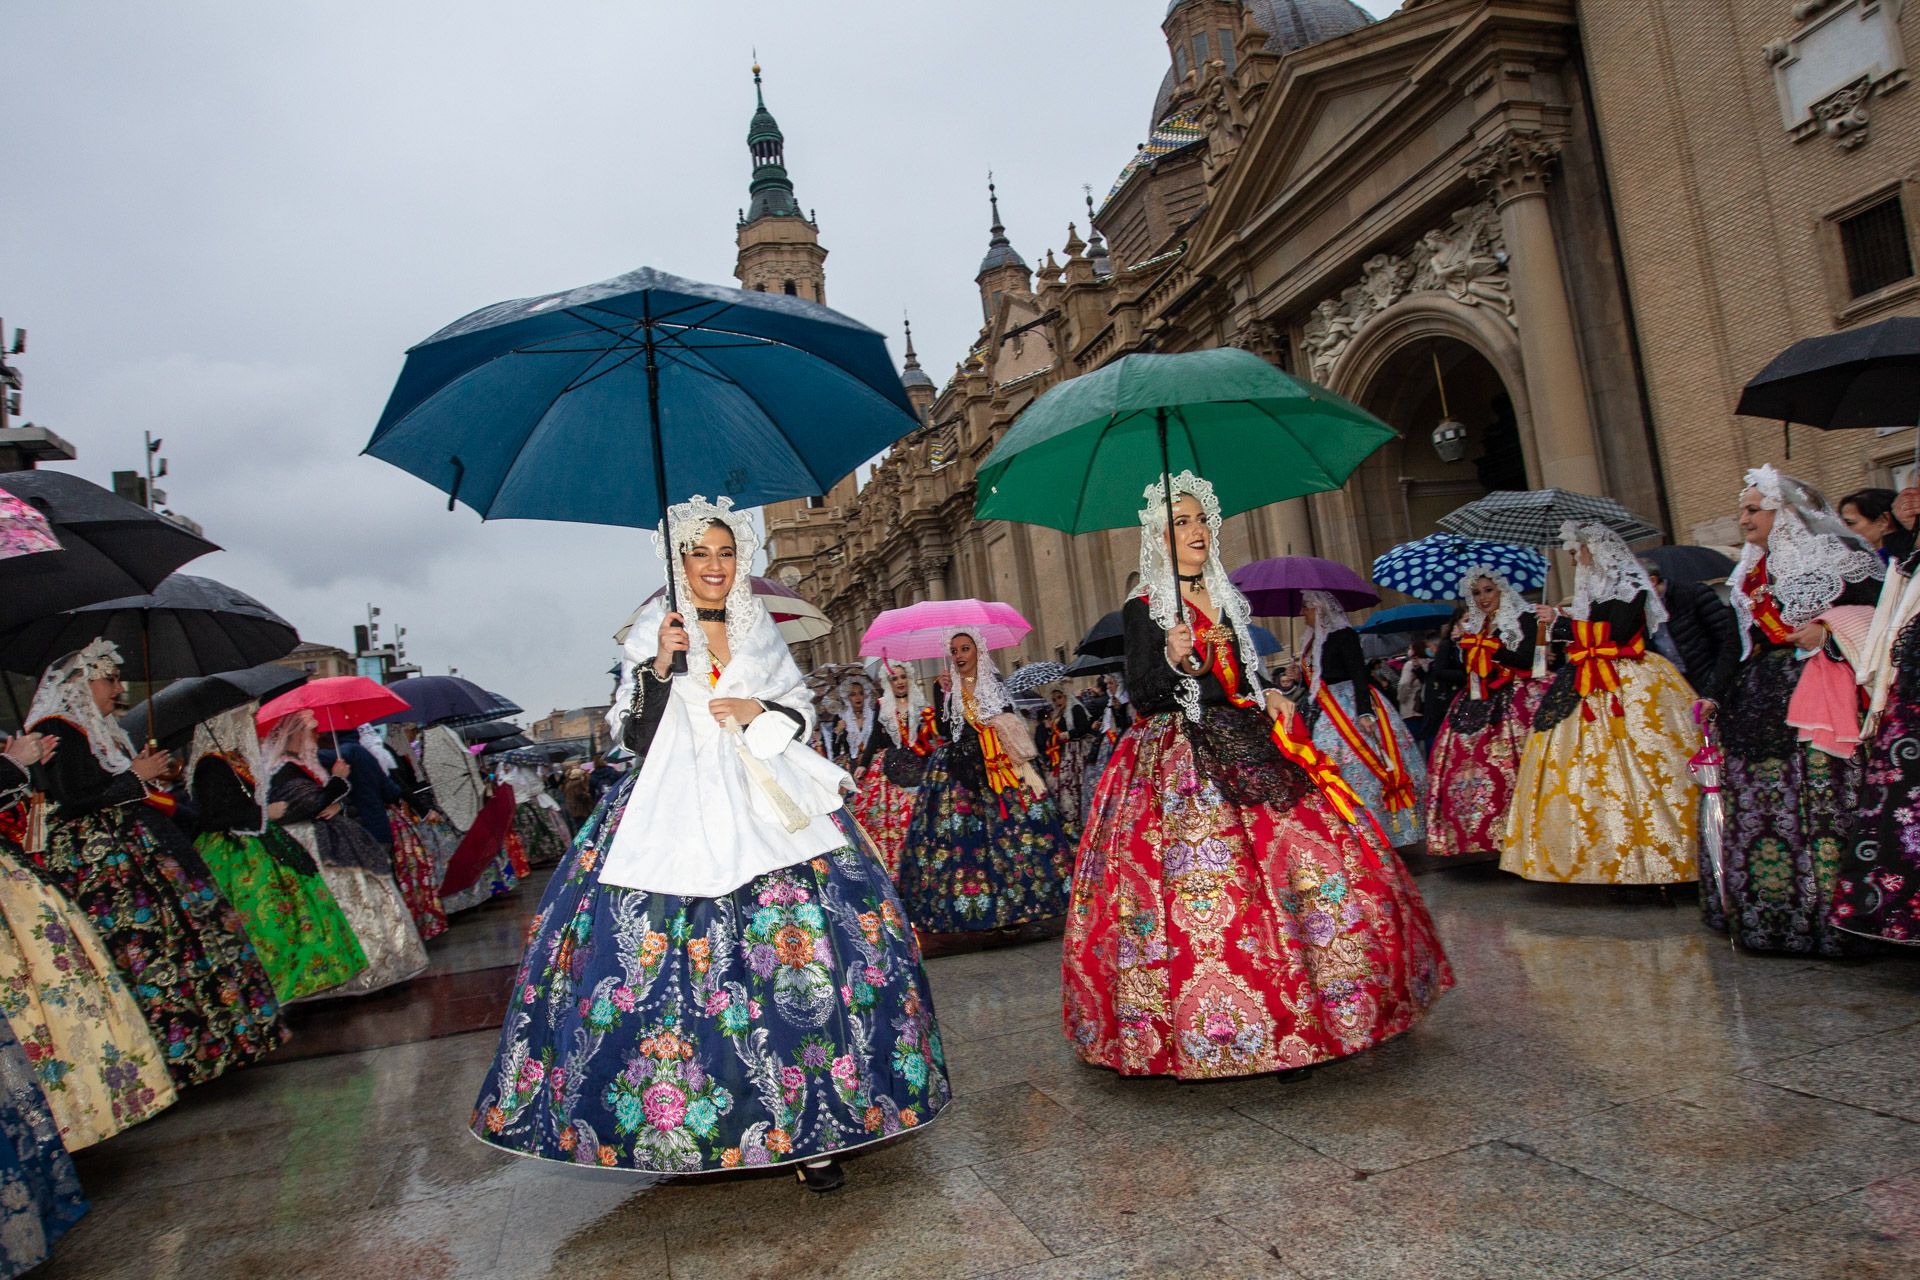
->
xmin=1062 ymin=711 xmax=1453 ymax=1080
xmin=851 ymin=758 xmax=917 ymax=882
xmin=1424 ymin=677 xmax=1546 ymax=859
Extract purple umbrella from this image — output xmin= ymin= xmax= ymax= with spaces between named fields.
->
xmin=1229 ymin=556 xmax=1379 ymax=618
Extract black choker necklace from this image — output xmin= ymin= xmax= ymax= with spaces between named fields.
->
xmin=695 ymin=607 xmax=727 ymax=622
xmin=1178 ymin=572 xmax=1204 ymax=586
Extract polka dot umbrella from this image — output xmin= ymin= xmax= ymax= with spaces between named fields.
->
xmin=1371 ymin=534 xmax=1549 ymax=601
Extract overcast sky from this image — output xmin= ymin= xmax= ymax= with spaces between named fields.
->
xmin=3 ymin=0 xmax=1399 ymax=721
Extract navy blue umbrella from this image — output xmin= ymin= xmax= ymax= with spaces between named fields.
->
xmin=372 ymin=675 xmax=517 ymax=727
xmin=1357 ymin=603 xmax=1457 ymax=635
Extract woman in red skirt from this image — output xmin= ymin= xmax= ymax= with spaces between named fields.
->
xmin=1062 ymin=473 xmax=1453 ymax=1081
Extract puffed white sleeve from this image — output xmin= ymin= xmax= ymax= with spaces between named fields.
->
xmin=743 ymin=644 xmax=818 ymax=759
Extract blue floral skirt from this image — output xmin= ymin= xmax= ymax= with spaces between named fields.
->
xmin=897 ymin=741 xmax=1074 ymax=932
xmin=0 ymin=1015 xmax=87 ymax=1277
xmin=471 ymin=776 xmax=950 ymax=1174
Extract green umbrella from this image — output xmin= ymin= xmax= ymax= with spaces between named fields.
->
xmin=974 ymin=348 xmax=1398 ymax=537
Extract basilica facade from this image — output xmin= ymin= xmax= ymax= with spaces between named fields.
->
xmin=743 ymin=0 xmax=1919 ymax=669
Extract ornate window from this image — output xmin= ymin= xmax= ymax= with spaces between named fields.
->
xmin=783 ymin=280 xmax=798 ymax=296
xmin=1839 ymin=192 xmax=1915 ymax=298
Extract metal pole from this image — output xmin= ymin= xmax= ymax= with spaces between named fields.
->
xmin=1158 ymin=408 xmax=1185 ymax=666
xmin=642 ymin=295 xmax=688 ymax=676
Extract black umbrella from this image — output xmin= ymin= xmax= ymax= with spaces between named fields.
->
xmin=0 ymin=471 xmax=219 ymax=631
xmin=371 ymin=675 xmax=517 ymax=727
xmin=481 ymin=734 xmax=535 ymax=756
xmin=1640 ymin=544 xmax=1737 ymax=587
xmin=1737 ymin=318 xmax=1920 ymax=457
xmin=0 ymin=573 xmax=299 ymax=681
xmin=120 ymin=662 xmax=308 ymax=753
xmin=460 ymin=719 xmax=523 ymax=744
xmin=1065 ymin=651 xmax=1124 ymax=677
xmin=1075 ymin=610 xmax=1127 ymax=660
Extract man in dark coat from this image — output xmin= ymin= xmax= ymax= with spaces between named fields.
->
xmin=319 ymin=735 xmax=403 ymax=851
xmin=1643 ymin=562 xmax=1739 ymax=704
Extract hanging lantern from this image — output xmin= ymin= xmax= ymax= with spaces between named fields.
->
xmin=1429 ymin=347 xmax=1468 ymax=463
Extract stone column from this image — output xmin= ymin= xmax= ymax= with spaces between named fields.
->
xmin=1468 ymin=131 xmax=1604 ymax=495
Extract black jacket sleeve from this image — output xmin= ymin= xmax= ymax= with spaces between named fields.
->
xmin=620 ymin=667 xmax=674 ymax=759
xmin=1123 ymin=598 xmax=1183 ymax=715
xmin=391 ymin=756 xmax=438 ymax=818
xmin=192 ymin=757 xmax=265 ymax=834
xmin=1678 ymin=582 xmax=1739 ymax=704
xmin=1428 ymin=639 xmax=1468 ymax=694
xmin=38 ymin=721 xmax=146 ymax=818
xmin=269 ymin=766 xmax=348 ymax=823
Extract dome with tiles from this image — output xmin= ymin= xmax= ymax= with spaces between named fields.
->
xmin=1152 ymin=0 xmax=1375 ymax=127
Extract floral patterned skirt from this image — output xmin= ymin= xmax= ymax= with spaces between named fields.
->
xmin=1309 ymin=686 xmax=1429 ymax=849
xmin=195 ymin=829 xmax=370 ymax=1002
xmin=1061 ymin=713 xmax=1453 ymax=1080
xmin=1501 ymin=655 xmax=1701 ymax=885
xmin=849 ymin=761 xmax=915 ymax=882
xmin=31 ymin=808 xmax=285 ymax=1087
xmin=1833 ymin=691 xmax=1920 ymax=945
xmin=513 ymin=803 xmax=570 ymax=869
xmin=0 ymin=1015 xmax=87 ymax=1277
xmin=471 ymin=777 xmax=950 ymax=1174
xmin=1049 ymin=743 xmax=1088 ymax=844
xmin=0 ymin=845 xmax=175 ymax=1150
xmin=1425 ymin=679 xmax=1545 ymax=858
xmin=387 ymin=807 xmax=448 ymax=943
xmin=896 ymin=744 xmax=1074 ymax=932
xmin=1707 ymin=651 xmax=1859 ymax=955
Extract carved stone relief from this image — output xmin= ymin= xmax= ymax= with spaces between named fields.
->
xmin=1298 ymin=201 xmax=1516 ymax=383
xmin=1764 ymin=0 xmax=1908 ymax=150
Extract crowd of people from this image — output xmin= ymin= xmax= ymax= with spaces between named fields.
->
xmin=0 ymin=647 xmax=585 ymax=1273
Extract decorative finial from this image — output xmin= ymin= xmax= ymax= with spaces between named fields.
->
xmin=1084 ymin=183 xmax=1096 ymax=218
xmin=752 ymin=52 xmax=765 ymax=106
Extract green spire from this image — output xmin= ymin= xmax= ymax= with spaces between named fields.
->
xmin=745 ymin=60 xmax=800 ymax=222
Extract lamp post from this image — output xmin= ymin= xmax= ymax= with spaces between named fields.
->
xmin=1429 ymin=348 xmax=1469 ymax=464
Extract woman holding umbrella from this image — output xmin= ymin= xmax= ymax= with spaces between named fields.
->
xmin=472 ymin=497 xmax=947 ymax=1189
xmin=1501 ymin=523 xmax=1703 ymax=889
xmin=1062 ymin=475 xmax=1451 ymax=1080
xmin=850 ymin=662 xmax=935 ymax=880
xmin=186 ymin=707 xmax=369 ymax=1002
xmin=1300 ymin=593 xmax=1428 ymax=848
xmin=1425 ymin=566 xmax=1547 ymax=859
xmin=896 ymin=627 xmax=1073 ymax=934
xmin=1708 ymin=467 xmax=1882 ymax=953
xmin=24 ymin=640 xmax=286 ymax=1085
xmin=262 ymin=711 xmax=428 ymax=995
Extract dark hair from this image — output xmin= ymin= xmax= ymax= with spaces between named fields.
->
xmin=1840 ymin=488 xmax=1898 ymax=524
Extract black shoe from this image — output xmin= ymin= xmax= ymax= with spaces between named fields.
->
xmin=795 ymin=1159 xmax=846 ymax=1193
xmin=1274 ymin=1065 xmax=1317 ymax=1084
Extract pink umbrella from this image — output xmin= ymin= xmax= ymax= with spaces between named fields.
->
xmin=257 ymin=676 xmax=410 ymax=734
xmin=860 ymin=599 xmax=1032 ymax=660
xmin=0 ymin=489 xmax=59 ymax=561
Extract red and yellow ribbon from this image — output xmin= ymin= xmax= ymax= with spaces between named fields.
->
xmin=964 ymin=689 xmax=1021 ymax=797
xmin=1313 ymin=682 xmax=1417 ymax=812
xmin=914 ymin=706 xmax=940 ymax=756
xmin=1741 ymin=556 xmax=1797 ymax=645
xmin=1184 ymin=600 xmax=1388 ymax=844
xmin=1566 ymin=619 xmax=1646 ymax=718
xmin=1458 ymin=626 xmax=1512 ymax=700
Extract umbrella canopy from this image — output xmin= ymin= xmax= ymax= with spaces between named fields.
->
xmin=121 ymin=662 xmax=309 ymax=753
xmin=1371 ymin=534 xmax=1549 ymax=600
xmin=1357 ymin=603 xmax=1457 ymax=635
xmin=460 ymin=719 xmax=523 ymax=744
xmin=1006 ymin=661 xmax=1069 ymax=694
xmin=620 ymin=575 xmax=831 ymax=646
xmin=1078 ymin=606 xmax=1292 ymax=662
xmin=0 ymin=573 xmax=299 ymax=681
xmin=258 ymin=677 xmax=409 ymax=734
xmin=371 ymin=675 xmax=515 ymax=727
xmin=859 ymin=599 xmax=1032 ymax=661
xmin=1640 ymin=544 xmax=1737 ymax=587
xmin=0 ymin=490 xmax=59 ymax=561
xmin=365 ymin=267 xmax=919 ymax=529
xmin=481 ymin=734 xmax=535 ymax=756
xmin=1735 ymin=316 xmax=1920 ymax=431
xmin=1064 ymin=652 xmax=1125 ymax=677
xmin=1438 ymin=489 xmax=1661 ymax=548
xmin=1229 ymin=556 xmax=1380 ymax=618
xmin=974 ymin=348 xmax=1397 ymax=532
xmin=0 ymin=471 xmax=219 ymax=630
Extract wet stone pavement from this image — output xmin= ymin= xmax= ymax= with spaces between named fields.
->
xmin=38 ymin=863 xmax=1920 ymax=1280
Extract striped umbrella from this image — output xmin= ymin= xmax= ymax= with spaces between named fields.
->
xmin=1372 ymin=534 xmax=1549 ymax=600
xmin=1437 ymin=489 xmax=1661 ymax=548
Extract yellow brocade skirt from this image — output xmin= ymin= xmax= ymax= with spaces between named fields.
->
xmin=1500 ymin=654 xmax=1701 ymax=885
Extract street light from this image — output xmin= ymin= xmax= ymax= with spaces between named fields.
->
xmin=1429 ymin=347 xmax=1469 ymax=464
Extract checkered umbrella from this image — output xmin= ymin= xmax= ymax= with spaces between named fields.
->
xmin=1371 ymin=534 xmax=1549 ymax=601
xmin=1437 ymin=489 xmax=1661 ymax=548
xmin=1006 ymin=661 xmax=1069 ymax=693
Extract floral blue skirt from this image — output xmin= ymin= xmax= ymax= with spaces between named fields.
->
xmin=897 ymin=741 xmax=1074 ymax=932
xmin=471 ymin=776 xmax=950 ymax=1174
xmin=0 ymin=1015 xmax=87 ymax=1276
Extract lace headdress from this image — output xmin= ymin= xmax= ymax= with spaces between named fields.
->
xmin=188 ymin=703 xmax=268 ymax=834
xmin=1458 ymin=564 xmax=1527 ymax=648
xmin=1729 ymin=465 xmax=1882 ymax=650
xmin=358 ymin=723 xmax=398 ymax=774
xmin=657 ymin=495 xmax=768 ymax=674
xmin=1562 ymin=521 xmax=1668 ymax=631
xmin=26 ymin=639 xmax=136 ymax=774
xmin=260 ymin=709 xmax=325 ymax=784
xmin=877 ymin=661 xmax=928 ymax=748
xmin=1138 ymin=471 xmax=1263 ymax=721
xmin=1300 ymin=590 xmax=1353 ymax=698
xmin=836 ymin=671 xmax=877 ymax=756
xmin=943 ymin=627 xmax=1014 ymax=725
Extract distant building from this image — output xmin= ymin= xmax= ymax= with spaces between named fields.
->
xmin=529 ymin=706 xmax=612 ymax=755
xmin=273 ymin=642 xmax=355 ymax=680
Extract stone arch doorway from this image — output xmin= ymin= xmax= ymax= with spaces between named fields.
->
xmin=1324 ymin=298 xmax=1534 ymax=581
